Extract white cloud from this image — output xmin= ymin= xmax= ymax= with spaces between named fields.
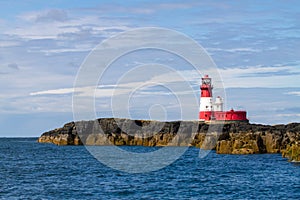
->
xmin=0 ymin=95 xmax=73 ymax=114
xmin=29 ymin=79 xmax=185 ymax=98
xmin=30 ymin=85 xmax=123 ymax=98
xmin=0 ymin=41 xmax=20 ymax=48
xmin=36 ymin=9 xmax=69 ymax=22
xmin=207 ymin=47 xmax=261 ymax=53
xmin=29 ymin=47 xmax=92 ymax=55
xmin=30 ymin=88 xmax=75 ymax=96
xmin=151 ymin=2 xmax=200 ymax=11
xmin=218 ymin=65 xmax=300 ymax=88
xmin=29 ymin=64 xmax=300 ymax=99
xmin=276 ymin=114 xmax=300 ymax=117
xmin=221 ymin=65 xmax=296 ymax=75
xmin=286 ymin=91 xmax=300 ymax=96
xmin=80 ymin=2 xmax=200 ymax=15
xmin=27 ymin=69 xmax=201 ymax=115
xmin=19 ymin=9 xmax=69 ymax=23
xmin=8 ymin=10 xmax=130 ymax=40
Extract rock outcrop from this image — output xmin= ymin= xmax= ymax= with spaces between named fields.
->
xmin=38 ymin=118 xmax=300 ymax=162
xmin=38 ymin=122 xmax=82 ymax=146
xmin=282 ymin=143 xmax=300 ymax=162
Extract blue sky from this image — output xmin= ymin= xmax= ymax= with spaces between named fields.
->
xmin=1 ymin=0 xmax=300 ymax=137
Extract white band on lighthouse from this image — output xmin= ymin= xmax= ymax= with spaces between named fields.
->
xmin=200 ymin=97 xmax=213 ymax=112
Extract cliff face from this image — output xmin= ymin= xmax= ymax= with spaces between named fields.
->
xmin=38 ymin=122 xmax=82 ymax=146
xmin=282 ymin=144 xmax=300 ymax=162
xmin=216 ymin=123 xmax=299 ymax=154
xmin=38 ymin=118 xmax=300 ymax=162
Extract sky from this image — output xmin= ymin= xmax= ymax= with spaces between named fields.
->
xmin=1 ymin=0 xmax=300 ymax=137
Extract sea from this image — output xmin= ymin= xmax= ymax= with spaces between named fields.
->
xmin=0 ymin=138 xmax=299 ymax=200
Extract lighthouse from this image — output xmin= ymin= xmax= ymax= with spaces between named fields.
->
xmin=199 ymin=75 xmax=213 ymax=121
xmin=199 ymin=75 xmax=248 ymax=122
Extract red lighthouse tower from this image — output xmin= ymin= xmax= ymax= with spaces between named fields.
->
xmin=199 ymin=75 xmax=213 ymax=121
xmin=199 ymin=75 xmax=248 ymax=122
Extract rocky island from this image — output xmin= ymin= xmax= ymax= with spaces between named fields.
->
xmin=38 ymin=118 xmax=300 ymax=162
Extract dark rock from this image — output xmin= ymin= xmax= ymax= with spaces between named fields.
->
xmin=38 ymin=118 xmax=300 ymax=161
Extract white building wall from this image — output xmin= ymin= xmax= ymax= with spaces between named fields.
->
xmin=214 ymin=97 xmax=223 ymax=111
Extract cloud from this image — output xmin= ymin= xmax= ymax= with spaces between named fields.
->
xmin=0 ymin=41 xmax=20 ymax=48
xmin=0 ymin=69 xmax=76 ymax=114
xmin=79 ymin=1 xmax=200 ymax=15
xmin=155 ymin=2 xmax=199 ymax=10
xmin=0 ymin=95 xmax=73 ymax=114
xmin=276 ymin=114 xmax=300 ymax=117
xmin=0 ymin=63 xmax=19 ymax=74
xmin=30 ymin=47 xmax=92 ymax=55
xmin=286 ymin=91 xmax=300 ymax=96
xmin=207 ymin=47 xmax=261 ymax=53
xmin=20 ymin=9 xmax=69 ymax=23
xmin=218 ymin=64 xmax=300 ymax=88
xmin=29 ymin=63 xmax=300 ymax=100
xmin=0 ymin=64 xmax=75 ymax=98
xmin=7 ymin=63 xmax=19 ymax=70
xmin=221 ymin=65 xmax=299 ymax=76
xmin=35 ymin=9 xmax=69 ymax=22
xmin=28 ymin=68 xmax=201 ymax=99
xmin=9 ymin=10 xmax=130 ymax=40
xmin=30 ymin=88 xmax=74 ymax=96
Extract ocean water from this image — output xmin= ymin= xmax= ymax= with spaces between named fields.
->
xmin=0 ymin=138 xmax=299 ymax=200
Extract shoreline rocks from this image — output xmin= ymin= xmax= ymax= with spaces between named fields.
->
xmin=282 ymin=143 xmax=300 ymax=162
xmin=38 ymin=118 xmax=300 ymax=162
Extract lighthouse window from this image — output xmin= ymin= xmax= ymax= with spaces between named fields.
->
xmin=206 ymin=106 xmax=208 ymax=108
